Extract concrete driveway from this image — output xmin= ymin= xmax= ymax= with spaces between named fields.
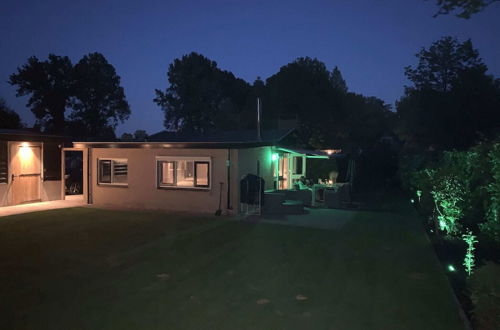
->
xmin=0 ymin=195 xmax=85 ymax=217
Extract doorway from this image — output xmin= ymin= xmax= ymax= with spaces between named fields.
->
xmin=63 ymin=150 xmax=83 ymax=201
xmin=10 ymin=142 xmax=42 ymax=205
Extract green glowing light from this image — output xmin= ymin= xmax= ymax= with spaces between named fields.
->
xmin=271 ymin=153 xmax=278 ymax=161
xmin=416 ymin=190 xmax=422 ymax=202
xmin=462 ymin=230 xmax=478 ymax=276
xmin=410 ymin=199 xmax=415 ymax=203
xmin=447 ymin=264 xmax=456 ymax=272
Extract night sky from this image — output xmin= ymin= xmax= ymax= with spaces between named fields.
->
xmin=1 ymin=0 xmax=499 ymax=136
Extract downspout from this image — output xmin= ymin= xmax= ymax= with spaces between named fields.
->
xmin=226 ymin=148 xmax=232 ymax=210
xmin=87 ymin=147 xmax=92 ymax=204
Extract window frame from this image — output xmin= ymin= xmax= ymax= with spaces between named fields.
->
xmin=97 ymin=158 xmax=128 ymax=187
xmin=156 ymin=156 xmax=211 ymax=190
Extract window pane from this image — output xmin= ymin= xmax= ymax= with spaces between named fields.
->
xmin=160 ymin=161 xmax=175 ymax=185
xmin=99 ymin=160 xmax=111 ymax=183
xmin=195 ymin=162 xmax=209 ymax=187
xmin=177 ymin=160 xmax=194 ymax=187
xmin=112 ymin=160 xmax=128 ymax=184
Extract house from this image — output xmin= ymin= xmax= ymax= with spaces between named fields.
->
xmin=0 ymin=127 xmax=332 ymax=214
xmin=71 ymin=129 xmax=329 ymax=214
xmin=0 ymin=129 xmax=65 ymax=206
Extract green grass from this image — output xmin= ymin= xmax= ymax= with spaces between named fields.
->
xmin=0 ymin=205 xmax=465 ymax=330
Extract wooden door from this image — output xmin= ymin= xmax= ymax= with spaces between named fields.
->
xmin=11 ymin=143 xmax=41 ymax=205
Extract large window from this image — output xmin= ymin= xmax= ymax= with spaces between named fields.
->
xmin=98 ymin=159 xmax=128 ymax=185
xmin=157 ymin=156 xmax=210 ymax=189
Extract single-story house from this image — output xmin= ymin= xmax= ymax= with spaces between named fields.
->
xmin=0 ymin=129 xmax=65 ymax=206
xmin=72 ymin=129 xmax=329 ymax=214
xmin=0 ymin=128 xmax=333 ymax=214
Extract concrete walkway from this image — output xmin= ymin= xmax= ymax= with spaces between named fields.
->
xmin=0 ymin=195 xmax=86 ymax=217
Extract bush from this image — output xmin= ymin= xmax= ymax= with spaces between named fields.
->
xmin=467 ymin=262 xmax=500 ymax=330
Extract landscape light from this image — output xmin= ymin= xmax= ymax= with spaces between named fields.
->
xmin=447 ymin=264 xmax=456 ymax=272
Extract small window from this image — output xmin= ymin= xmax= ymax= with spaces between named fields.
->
xmin=157 ymin=157 xmax=210 ymax=189
xmin=98 ymin=159 xmax=127 ymax=185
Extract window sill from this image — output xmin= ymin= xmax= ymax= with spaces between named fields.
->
xmin=157 ymin=186 xmax=210 ymax=191
xmin=97 ymin=183 xmax=128 ymax=188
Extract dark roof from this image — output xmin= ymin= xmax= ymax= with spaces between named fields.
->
xmin=74 ymin=128 xmax=295 ymax=149
xmin=148 ymin=128 xmax=293 ymax=143
xmin=0 ymin=129 xmax=66 ymax=141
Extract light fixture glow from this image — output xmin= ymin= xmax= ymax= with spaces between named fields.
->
xmin=271 ymin=153 xmax=278 ymax=161
xmin=19 ymin=143 xmax=34 ymax=163
xmin=447 ymin=264 xmax=456 ymax=272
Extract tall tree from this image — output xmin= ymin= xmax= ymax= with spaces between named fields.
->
xmin=404 ymin=36 xmax=485 ymax=93
xmin=9 ymin=54 xmax=73 ymax=133
xmin=154 ymin=52 xmax=251 ymax=133
xmin=70 ymin=53 xmax=130 ymax=139
xmin=0 ymin=98 xmax=23 ymax=129
xmin=397 ymin=37 xmax=500 ymax=150
xmin=433 ymin=0 xmax=499 ymax=18
xmin=330 ymin=66 xmax=348 ymax=93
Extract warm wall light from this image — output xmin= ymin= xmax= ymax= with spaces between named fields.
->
xmin=19 ymin=143 xmax=34 ymax=163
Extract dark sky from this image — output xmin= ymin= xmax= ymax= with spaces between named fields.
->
xmin=1 ymin=0 xmax=499 ymax=136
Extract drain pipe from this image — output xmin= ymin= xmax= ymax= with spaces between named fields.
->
xmin=226 ymin=148 xmax=232 ymax=210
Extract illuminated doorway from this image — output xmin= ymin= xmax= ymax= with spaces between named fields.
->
xmin=10 ymin=142 xmax=42 ymax=205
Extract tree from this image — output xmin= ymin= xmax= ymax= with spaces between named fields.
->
xmin=70 ymin=53 xmax=130 ymax=139
xmin=265 ymin=57 xmax=339 ymax=145
xmin=397 ymin=37 xmax=500 ymax=150
xmin=404 ymin=37 xmax=485 ymax=93
xmin=330 ymin=66 xmax=348 ymax=93
xmin=0 ymin=98 xmax=23 ymax=129
xmin=154 ymin=52 xmax=251 ymax=133
xmin=9 ymin=54 xmax=73 ymax=133
xmin=433 ymin=0 xmax=499 ymax=18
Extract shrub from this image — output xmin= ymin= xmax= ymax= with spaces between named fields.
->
xmin=468 ymin=262 xmax=500 ymax=330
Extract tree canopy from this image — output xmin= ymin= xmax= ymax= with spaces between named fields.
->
xmin=154 ymin=52 xmax=251 ymax=133
xmin=0 ymin=98 xmax=23 ymax=129
xmin=70 ymin=53 xmax=130 ymax=139
xmin=433 ymin=0 xmax=499 ymax=18
xmin=9 ymin=53 xmax=130 ymax=139
xmin=397 ymin=36 xmax=500 ymax=150
xmin=9 ymin=54 xmax=73 ymax=133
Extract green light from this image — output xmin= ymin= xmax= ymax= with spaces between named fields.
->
xmin=447 ymin=264 xmax=456 ymax=272
xmin=272 ymin=153 xmax=278 ymax=161
xmin=410 ymin=199 xmax=415 ymax=203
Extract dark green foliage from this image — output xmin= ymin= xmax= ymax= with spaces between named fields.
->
xmin=0 ymin=98 xmax=23 ymax=129
xmin=265 ymin=57 xmax=394 ymax=149
xmin=434 ymin=0 xmax=499 ymax=18
xmin=397 ymin=37 xmax=500 ymax=150
xmin=120 ymin=129 xmax=148 ymax=142
xmin=70 ymin=53 xmax=130 ymax=139
xmin=400 ymin=141 xmax=500 ymax=242
xmin=154 ymin=52 xmax=252 ymax=133
xmin=9 ymin=54 xmax=73 ymax=133
xmin=9 ymin=53 xmax=130 ymax=139
xmin=467 ymin=262 xmax=500 ymax=330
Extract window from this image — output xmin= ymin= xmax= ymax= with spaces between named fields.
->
xmin=98 ymin=159 xmax=128 ymax=185
xmin=157 ymin=156 xmax=210 ymax=189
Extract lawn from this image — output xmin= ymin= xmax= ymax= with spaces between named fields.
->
xmin=0 ymin=204 xmax=465 ymax=330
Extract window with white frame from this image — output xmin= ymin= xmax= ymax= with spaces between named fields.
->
xmin=98 ymin=159 xmax=128 ymax=185
xmin=157 ymin=156 xmax=210 ymax=189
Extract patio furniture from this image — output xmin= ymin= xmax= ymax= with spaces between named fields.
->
xmin=263 ymin=191 xmax=304 ymax=215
